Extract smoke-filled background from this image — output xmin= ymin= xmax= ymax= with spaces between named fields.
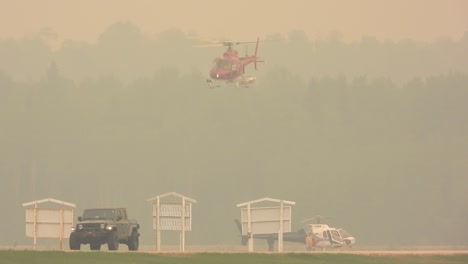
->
xmin=1 ymin=0 xmax=468 ymax=248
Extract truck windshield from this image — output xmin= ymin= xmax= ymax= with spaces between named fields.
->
xmin=82 ymin=209 xmax=115 ymax=220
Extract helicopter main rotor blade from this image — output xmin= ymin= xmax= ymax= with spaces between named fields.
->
xmin=232 ymin=41 xmax=258 ymax=45
xmin=192 ymin=44 xmax=224 ymax=48
xmin=191 ymin=36 xmax=266 ymax=47
xmin=188 ymin=36 xmax=220 ymax=43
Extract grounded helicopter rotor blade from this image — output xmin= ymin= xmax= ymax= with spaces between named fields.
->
xmin=300 ymin=215 xmax=330 ymax=224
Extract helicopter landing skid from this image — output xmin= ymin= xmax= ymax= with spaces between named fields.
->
xmin=206 ymin=79 xmax=221 ymax=88
xmin=206 ymin=79 xmax=231 ymax=89
xmin=236 ymin=75 xmax=255 ymax=88
xmin=236 ymin=80 xmax=250 ymax=88
xmin=206 ymin=78 xmax=251 ymax=88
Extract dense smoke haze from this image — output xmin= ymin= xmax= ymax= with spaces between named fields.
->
xmin=1 ymin=2 xmax=468 ymax=249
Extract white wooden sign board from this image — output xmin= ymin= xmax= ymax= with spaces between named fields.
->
xmin=153 ymin=203 xmax=192 ymax=231
xmin=25 ymin=208 xmax=74 ymax=238
xmin=240 ymin=206 xmax=291 ymax=235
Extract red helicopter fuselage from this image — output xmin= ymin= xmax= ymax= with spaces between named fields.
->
xmin=209 ymin=37 xmax=263 ymax=83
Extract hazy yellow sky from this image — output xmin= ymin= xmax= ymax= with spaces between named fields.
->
xmin=1 ymin=0 xmax=467 ymax=44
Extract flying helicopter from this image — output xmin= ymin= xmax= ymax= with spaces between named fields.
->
xmin=234 ymin=216 xmax=356 ymax=251
xmin=193 ymin=37 xmax=266 ymax=88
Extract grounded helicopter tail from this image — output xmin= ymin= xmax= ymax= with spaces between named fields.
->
xmin=234 ymin=219 xmax=249 ymax=245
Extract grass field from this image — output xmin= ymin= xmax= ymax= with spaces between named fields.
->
xmin=1 ymin=251 xmax=468 ymax=264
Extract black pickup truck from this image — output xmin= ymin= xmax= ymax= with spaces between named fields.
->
xmin=69 ymin=208 xmax=140 ymax=251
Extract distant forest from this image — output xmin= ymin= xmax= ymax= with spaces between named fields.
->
xmin=1 ymin=21 xmax=468 ymax=83
xmin=1 ymin=22 xmax=468 ymax=247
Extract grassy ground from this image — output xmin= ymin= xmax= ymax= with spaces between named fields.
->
xmin=1 ymin=250 xmax=468 ymax=264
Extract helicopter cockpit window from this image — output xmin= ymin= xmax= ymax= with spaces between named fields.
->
xmin=213 ymin=59 xmax=232 ymax=70
xmin=338 ymin=229 xmax=351 ymax=238
xmin=331 ymin=230 xmax=340 ymax=237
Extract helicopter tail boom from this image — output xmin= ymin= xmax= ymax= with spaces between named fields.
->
xmin=235 ymin=219 xmax=249 ymax=245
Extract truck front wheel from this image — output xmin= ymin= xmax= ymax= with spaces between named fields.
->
xmin=107 ymin=231 xmax=119 ymax=250
xmin=128 ymin=230 xmax=139 ymax=251
xmin=69 ymin=234 xmax=81 ymax=250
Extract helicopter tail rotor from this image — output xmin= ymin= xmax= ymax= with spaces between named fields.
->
xmin=254 ymin=37 xmax=259 ymax=70
xmin=253 ymin=37 xmax=266 ymax=70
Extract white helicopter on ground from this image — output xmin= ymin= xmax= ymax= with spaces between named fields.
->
xmin=302 ymin=216 xmax=356 ymax=250
xmin=235 ymin=215 xmax=356 ymax=251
